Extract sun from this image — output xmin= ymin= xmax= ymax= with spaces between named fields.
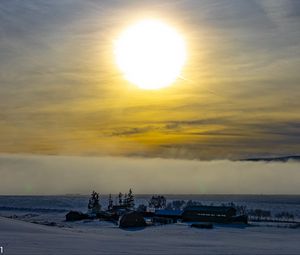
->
xmin=114 ymin=19 xmax=187 ymax=90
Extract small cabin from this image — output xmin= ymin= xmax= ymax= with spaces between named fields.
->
xmin=182 ymin=206 xmax=237 ymax=223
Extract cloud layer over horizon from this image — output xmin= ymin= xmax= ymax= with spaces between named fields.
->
xmin=0 ymin=154 xmax=299 ymax=195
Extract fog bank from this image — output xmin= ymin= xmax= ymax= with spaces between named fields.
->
xmin=0 ymin=154 xmax=299 ymax=195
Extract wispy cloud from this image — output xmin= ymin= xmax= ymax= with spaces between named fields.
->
xmin=0 ymin=0 xmax=299 ymax=159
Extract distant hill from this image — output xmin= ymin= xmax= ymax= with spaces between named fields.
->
xmin=242 ymin=156 xmax=300 ymax=162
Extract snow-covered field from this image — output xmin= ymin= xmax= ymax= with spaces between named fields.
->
xmin=1 ymin=216 xmax=300 ymax=255
xmin=0 ymin=195 xmax=299 ymax=254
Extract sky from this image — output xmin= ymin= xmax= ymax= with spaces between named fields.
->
xmin=1 ymin=0 xmax=300 ymax=160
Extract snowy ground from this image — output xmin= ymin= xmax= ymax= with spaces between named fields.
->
xmin=1 ymin=216 xmax=300 ymax=255
xmin=1 ymin=195 xmax=299 ymax=254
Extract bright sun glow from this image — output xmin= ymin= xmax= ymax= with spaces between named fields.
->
xmin=114 ymin=19 xmax=187 ymax=90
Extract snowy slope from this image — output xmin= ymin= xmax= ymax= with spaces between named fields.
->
xmin=1 ymin=216 xmax=299 ymax=255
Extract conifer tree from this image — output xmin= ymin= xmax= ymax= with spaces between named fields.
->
xmin=108 ymin=194 xmax=113 ymax=210
xmin=123 ymin=193 xmax=128 ymax=206
xmin=88 ymin=190 xmax=101 ymax=214
xmin=118 ymin=192 xmax=123 ymax=205
xmin=127 ymin=188 xmax=135 ymax=208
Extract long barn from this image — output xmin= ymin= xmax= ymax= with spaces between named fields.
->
xmin=182 ymin=206 xmax=239 ymax=223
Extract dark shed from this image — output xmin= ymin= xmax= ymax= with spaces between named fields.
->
xmin=119 ymin=211 xmax=146 ymax=228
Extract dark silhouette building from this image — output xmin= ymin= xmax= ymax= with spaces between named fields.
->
xmin=119 ymin=211 xmax=146 ymax=228
xmin=182 ymin=206 xmax=238 ymax=223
